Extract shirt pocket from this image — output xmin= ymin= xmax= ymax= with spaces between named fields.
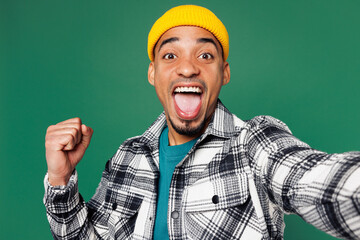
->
xmin=183 ymin=172 xmax=262 ymax=239
xmin=104 ymin=187 xmax=143 ymax=239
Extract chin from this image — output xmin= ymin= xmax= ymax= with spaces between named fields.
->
xmin=169 ymin=116 xmax=206 ymax=137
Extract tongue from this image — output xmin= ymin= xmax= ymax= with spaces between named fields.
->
xmin=174 ymin=93 xmax=201 ymax=114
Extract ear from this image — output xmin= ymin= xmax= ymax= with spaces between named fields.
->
xmin=222 ymin=61 xmax=230 ymax=86
xmin=148 ymin=62 xmax=155 ymax=86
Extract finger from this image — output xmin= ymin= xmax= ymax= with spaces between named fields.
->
xmin=50 ymin=121 xmax=82 ymax=143
xmin=46 ymin=132 xmax=77 ymax=151
xmin=54 ymin=122 xmax=82 ymax=129
xmin=63 ymin=136 xmax=76 ymax=151
xmin=46 ymin=128 xmax=81 ymax=148
xmin=48 ymin=118 xmax=81 ymax=133
xmin=58 ymin=119 xmax=82 ymax=142
xmin=48 ymin=125 xmax=81 ymax=142
xmin=80 ymin=124 xmax=93 ymax=149
xmin=57 ymin=117 xmax=82 ymax=126
xmin=48 ymin=127 xmax=82 ymax=145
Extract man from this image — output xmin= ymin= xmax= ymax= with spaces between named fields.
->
xmin=44 ymin=5 xmax=360 ymax=239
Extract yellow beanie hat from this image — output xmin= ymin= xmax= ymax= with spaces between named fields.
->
xmin=148 ymin=5 xmax=229 ymax=61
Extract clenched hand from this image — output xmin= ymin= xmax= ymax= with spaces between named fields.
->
xmin=45 ymin=117 xmax=93 ymax=186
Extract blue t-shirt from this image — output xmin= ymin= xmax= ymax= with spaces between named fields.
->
xmin=153 ymin=127 xmax=198 ymax=240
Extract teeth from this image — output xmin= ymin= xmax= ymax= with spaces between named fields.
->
xmin=174 ymin=86 xmax=202 ymax=93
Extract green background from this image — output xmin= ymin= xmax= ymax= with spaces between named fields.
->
xmin=1 ymin=0 xmax=359 ymax=239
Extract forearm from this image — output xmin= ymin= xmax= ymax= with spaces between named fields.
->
xmin=289 ymin=152 xmax=360 ymax=239
xmin=247 ymin=116 xmax=360 ymax=239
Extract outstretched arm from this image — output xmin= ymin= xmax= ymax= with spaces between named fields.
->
xmin=247 ymin=116 xmax=360 ymax=239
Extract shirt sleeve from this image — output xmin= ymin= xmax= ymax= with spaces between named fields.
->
xmin=246 ymin=115 xmax=360 ymax=239
xmin=43 ymin=160 xmax=112 ymax=239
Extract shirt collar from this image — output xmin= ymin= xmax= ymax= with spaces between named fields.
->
xmin=204 ymin=99 xmax=238 ymax=139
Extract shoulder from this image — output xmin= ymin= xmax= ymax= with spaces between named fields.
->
xmin=242 ymin=115 xmax=311 ymax=155
xmin=120 ymin=135 xmax=143 ymax=147
xmin=241 ymin=115 xmax=300 ymax=151
xmin=230 ymin=113 xmax=293 ymax=142
xmin=112 ymin=135 xmax=148 ymax=158
xmin=244 ymin=115 xmax=292 ymax=134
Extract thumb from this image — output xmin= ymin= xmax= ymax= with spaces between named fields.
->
xmin=80 ymin=124 xmax=93 ymax=149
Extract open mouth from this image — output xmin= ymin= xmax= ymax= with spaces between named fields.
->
xmin=173 ymin=86 xmax=203 ymax=120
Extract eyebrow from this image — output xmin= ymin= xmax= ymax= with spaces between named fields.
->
xmin=158 ymin=37 xmax=179 ymax=53
xmin=197 ymin=38 xmax=218 ymax=50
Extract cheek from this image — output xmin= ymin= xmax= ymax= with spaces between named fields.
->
xmin=154 ymin=68 xmax=174 ymax=92
xmin=153 ymin=79 xmax=170 ymax=107
xmin=154 ymin=83 xmax=164 ymax=99
xmin=154 ymin=66 xmax=169 ymax=83
xmin=207 ymin=72 xmax=224 ymax=94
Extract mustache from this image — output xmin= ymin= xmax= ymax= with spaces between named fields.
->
xmin=169 ymin=78 xmax=207 ymax=93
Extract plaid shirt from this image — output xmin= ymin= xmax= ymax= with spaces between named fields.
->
xmin=44 ymin=101 xmax=360 ymax=240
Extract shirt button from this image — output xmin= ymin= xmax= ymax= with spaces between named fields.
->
xmin=112 ymin=202 xmax=117 ymax=210
xmin=212 ymin=195 xmax=219 ymax=204
xmin=171 ymin=211 xmax=179 ymax=219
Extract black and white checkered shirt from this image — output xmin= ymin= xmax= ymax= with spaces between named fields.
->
xmin=44 ymin=101 xmax=360 ymax=239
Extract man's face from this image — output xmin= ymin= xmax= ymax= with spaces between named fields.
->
xmin=148 ymin=26 xmax=230 ymax=140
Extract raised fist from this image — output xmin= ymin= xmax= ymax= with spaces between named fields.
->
xmin=45 ymin=117 xmax=93 ymax=186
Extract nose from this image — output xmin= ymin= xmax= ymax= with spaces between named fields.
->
xmin=175 ymin=57 xmax=200 ymax=78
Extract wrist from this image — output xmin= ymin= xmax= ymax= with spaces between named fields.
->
xmin=48 ymin=172 xmax=72 ymax=186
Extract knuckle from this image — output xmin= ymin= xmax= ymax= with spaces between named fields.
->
xmin=46 ymin=125 xmax=55 ymax=133
xmin=70 ymin=128 xmax=78 ymax=136
xmin=66 ymin=133 xmax=75 ymax=142
xmin=64 ymin=136 xmax=75 ymax=149
xmin=76 ymin=124 xmax=82 ymax=131
xmin=73 ymin=117 xmax=82 ymax=124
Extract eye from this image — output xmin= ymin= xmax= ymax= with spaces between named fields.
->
xmin=199 ymin=53 xmax=213 ymax=60
xmin=163 ymin=53 xmax=177 ymax=60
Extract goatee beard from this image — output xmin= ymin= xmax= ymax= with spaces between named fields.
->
xmin=168 ymin=116 xmax=206 ymax=137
